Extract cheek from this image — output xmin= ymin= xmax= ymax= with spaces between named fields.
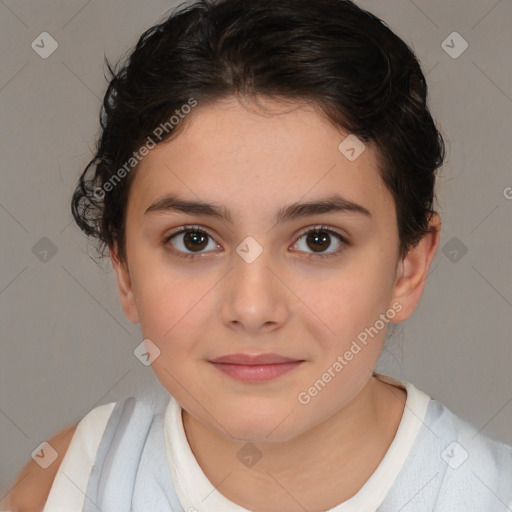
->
xmin=137 ymin=279 xmax=197 ymax=341
xmin=131 ymin=258 xmax=221 ymax=375
xmin=314 ymin=256 xmax=394 ymax=323
xmin=302 ymin=253 xmax=396 ymax=360
xmin=134 ymin=268 xmax=209 ymax=399
xmin=129 ymin=250 xmax=197 ymax=340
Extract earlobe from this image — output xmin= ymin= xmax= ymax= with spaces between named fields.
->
xmin=390 ymin=214 xmax=441 ymax=323
xmin=110 ymin=243 xmax=140 ymax=324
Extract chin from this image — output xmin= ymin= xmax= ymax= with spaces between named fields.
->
xmin=217 ymin=409 xmax=303 ymax=444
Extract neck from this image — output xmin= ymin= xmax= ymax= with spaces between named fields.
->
xmin=182 ymin=376 xmax=406 ymax=511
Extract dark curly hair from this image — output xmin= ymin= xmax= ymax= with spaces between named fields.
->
xmin=71 ymin=0 xmax=445 ymax=265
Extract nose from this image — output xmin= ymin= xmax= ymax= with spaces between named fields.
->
xmin=218 ymin=241 xmax=290 ymax=336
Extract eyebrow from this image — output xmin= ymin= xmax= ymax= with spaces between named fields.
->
xmin=144 ymin=193 xmax=371 ymax=224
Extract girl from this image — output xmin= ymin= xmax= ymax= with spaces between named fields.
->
xmin=5 ymin=0 xmax=512 ymax=510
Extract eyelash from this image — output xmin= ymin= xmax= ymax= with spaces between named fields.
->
xmin=162 ymin=224 xmax=349 ymax=261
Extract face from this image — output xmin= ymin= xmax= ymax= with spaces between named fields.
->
xmin=112 ymin=96 xmax=438 ymax=443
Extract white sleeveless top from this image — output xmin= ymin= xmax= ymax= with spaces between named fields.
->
xmin=41 ymin=373 xmax=512 ymax=511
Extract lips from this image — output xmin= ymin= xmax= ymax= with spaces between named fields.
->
xmin=209 ymin=353 xmax=302 ymax=365
xmin=208 ymin=353 xmax=304 ymax=382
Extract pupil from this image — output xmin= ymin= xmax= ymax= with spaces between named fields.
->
xmin=184 ymin=231 xmax=208 ymax=251
xmin=308 ymin=232 xmax=330 ymax=253
xmin=182 ymin=231 xmax=331 ymax=254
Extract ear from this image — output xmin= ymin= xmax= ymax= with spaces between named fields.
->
xmin=110 ymin=243 xmax=140 ymax=324
xmin=389 ymin=214 xmax=441 ymax=322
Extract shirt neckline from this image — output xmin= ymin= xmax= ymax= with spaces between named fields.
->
xmin=163 ymin=373 xmax=431 ymax=512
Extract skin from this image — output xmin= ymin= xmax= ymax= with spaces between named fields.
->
xmin=2 ymin=425 xmax=77 ymax=512
xmin=111 ymin=96 xmax=440 ymax=511
xmin=7 ymin=95 xmax=440 ymax=511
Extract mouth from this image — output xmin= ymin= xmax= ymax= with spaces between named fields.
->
xmin=208 ymin=353 xmax=305 ymax=382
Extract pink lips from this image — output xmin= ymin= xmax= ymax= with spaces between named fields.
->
xmin=209 ymin=353 xmax=304 ymax=382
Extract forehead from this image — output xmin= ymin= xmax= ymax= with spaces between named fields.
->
xmin=128 ymin=96 xmax=393 ymax=223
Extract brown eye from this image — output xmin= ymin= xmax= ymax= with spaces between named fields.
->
xmin=163 ymin=224 xmax=348 ymax=261
xmin=305 ymin=231 xmax=332 ymax=252
xmin=181 ymin=230 xmax=209 ymax=251
xmin=164 ymin=226 xmax=220 ymax=259
xmin=292 ymin=226 xmax=348 ymax=259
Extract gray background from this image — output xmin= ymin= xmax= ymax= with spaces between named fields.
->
xmin=1 ymin=0 xmax=511 ymax=496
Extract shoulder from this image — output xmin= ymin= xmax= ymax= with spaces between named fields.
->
xmin=43 ymin=389 xmax=170 ymax=511
xmin=1 ymin=422 xmax=80 ymax=512
xmin=55 ymin=385 xmax=170 ymax=469
xmin=423 ymin=397 xmax=512 ymax=508
xmin=426 ymin=397 xmax=512 ymax=463
xmin=2 ymin=401 xmax=119 ymax=512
